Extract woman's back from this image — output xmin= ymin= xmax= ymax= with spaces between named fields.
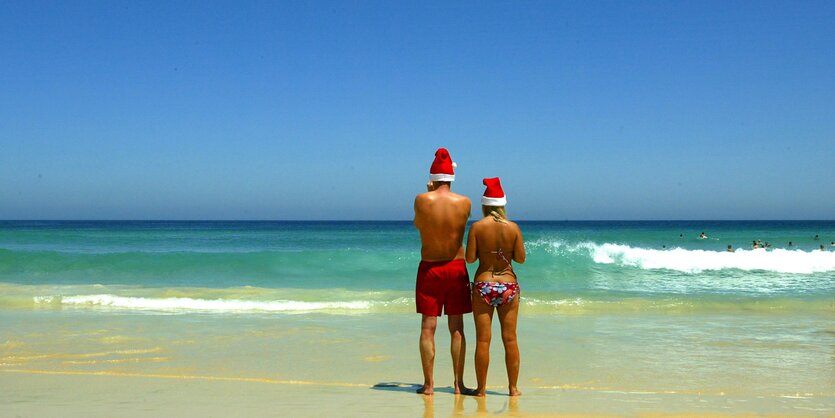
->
xmin=466 ymin=216 xmax=525 ymax=282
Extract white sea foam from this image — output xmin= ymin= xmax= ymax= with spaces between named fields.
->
xmin=590 ymin=245 xmax=835 ymax=274
xmin=33 ymin=294 xmax=384 ymax=313
xmin=529 ymin=239 xmax=835 ymax=274
xmin=25 ymin=292 xmax=832 ymax=314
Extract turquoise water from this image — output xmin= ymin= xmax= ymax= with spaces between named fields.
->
xmin=1 ymin=221 xmax=833 ymax=415
xmin=0 ymin=221 xmax=833 ymax=313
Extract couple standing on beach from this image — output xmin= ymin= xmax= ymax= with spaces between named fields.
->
xmin=413 ymin=148 xmax=525 ymax=397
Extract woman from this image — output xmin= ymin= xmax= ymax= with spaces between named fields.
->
xmin=465 ymin=177 xmax=525 ymax=397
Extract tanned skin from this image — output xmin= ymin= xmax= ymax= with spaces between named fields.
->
xmin=465 ymin=209 xmax=525 ymax=397
xmin=413 ymin=181 xmax=473 ymax=396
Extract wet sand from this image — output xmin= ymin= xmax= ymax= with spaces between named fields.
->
xmin=1 ymin=307 xmax=832 ymax=417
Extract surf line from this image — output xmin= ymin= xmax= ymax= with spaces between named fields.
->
xmin=533 ymin=385 xmax=833 ymax=398
xmin=0 ymin=369 xmax=369 ymax=388
xmin=2 ymin=368 xmax=512 ymax=391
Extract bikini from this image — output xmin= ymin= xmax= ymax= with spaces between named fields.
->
xmin=474 ymin=247 xmax=520 ymax=307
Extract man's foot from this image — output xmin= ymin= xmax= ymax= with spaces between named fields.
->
xmin=456 ymin=385 xmax=479 ymax=396
xmin=416 ymin=385 xmax=434 ymax=395
xmin=465 ymin=385 xmax=486 ymax=397
xmin=509 ymin=387 xmax=522 ymax=396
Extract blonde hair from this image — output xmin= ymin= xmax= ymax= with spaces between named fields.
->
xmin=482 ymin=205 xmax=507 ymax=223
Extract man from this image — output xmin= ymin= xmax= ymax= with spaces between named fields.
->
xmin=413 ymin=148 xmax=473 ymax=396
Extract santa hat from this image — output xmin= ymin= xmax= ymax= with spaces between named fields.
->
xmin=429 ymin=148 xmax=456 ymax=182
xmin=481 ymin=177 xmax=507 ymax=206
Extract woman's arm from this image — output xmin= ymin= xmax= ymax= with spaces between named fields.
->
xmin=513 ymin=224 xmax=526 ymax=264
xmin=465 ymin=222 xmax=478 ymax=263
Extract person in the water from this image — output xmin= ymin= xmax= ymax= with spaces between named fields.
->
xmin=699 ymin=232 xmax=708 ymax=239
xmin=727 ymin=244 xmax=735 ymax=252
xmin=465 ymin=177 xmax=525 ymax=397
xmin=752 ymin=241 xmax=759 ymax=249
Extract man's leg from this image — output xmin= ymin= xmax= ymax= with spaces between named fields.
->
xmin=448 ymin=314 xmax=475 ymax=395
xmin=418 ymin=314 xmax=438 ymax=395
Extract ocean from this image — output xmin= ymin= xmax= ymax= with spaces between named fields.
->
xmin=1 ymin=220 xmax=833 ymax=416
xmin=1 ymin=220 xmax=832 ymax=312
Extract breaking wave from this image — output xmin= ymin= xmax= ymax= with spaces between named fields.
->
xmin=528 ymin=240 xmax=835 ymax=274
xmin=32 ymin=294 xmax=389 ymax=313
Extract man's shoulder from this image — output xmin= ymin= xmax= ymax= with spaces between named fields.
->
xmin=417 ymin=190 xmax=470 ymax=203
xmin=447 ymin=191 xmax=471 ymax=204
xmin=414 ymin=192 xmax=438 ymax=206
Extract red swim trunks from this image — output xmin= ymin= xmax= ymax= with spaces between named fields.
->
xmin=415 ymin=259 xmax=472 ymax=316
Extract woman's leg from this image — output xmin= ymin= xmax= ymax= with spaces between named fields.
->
xmin=497 ymin=294 xmax=521 ymax=396
xmin=472 ymin=288 xmax=494 ymax=396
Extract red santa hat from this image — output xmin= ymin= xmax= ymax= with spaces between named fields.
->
xmin=481 ymin=177 xmax=507 ymax=206
xmin=429 ymin=148 xmax=456 ymax=182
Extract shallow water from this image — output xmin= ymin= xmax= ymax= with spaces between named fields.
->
xmin=1 ymin=221 xmax=833 ymax=415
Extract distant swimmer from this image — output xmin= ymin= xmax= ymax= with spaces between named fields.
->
xmin=765 ymin=242 xmax=771 ymax=249
xmin=752 ymin=241 xmax=759 ymax=249
xmin=814 ymin=234 xmax=819 ymax=240
xmin=821 ymin=245 xmax=826 ymax=252
xmin=679 ymin=234 xmax=684 ymax=238
xmin=831 ymin=241 xmax=834 ymax=247
xmin=698 ymin=232 xmax=708 ymax=239
xmin=727 ymin=244 xmax=735 ymax=253
xmin=662 ymin=245 xmax=667 ymax=249
xmin=788 ymin=241 xmax=793 ymax=247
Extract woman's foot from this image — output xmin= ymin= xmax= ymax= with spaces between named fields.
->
xmin=509 ymin=386 xmax=522 ymax=396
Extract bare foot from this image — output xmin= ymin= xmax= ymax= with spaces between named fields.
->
xmin=416 ymin=385 xmax=434 ymax=395
xmin=456 ymin=385 xmax=478 ymax=396
xmin=466 ymin=386 xmax=486 ymax=397
xmin=509 ymin=387 xmax=522 ymax=396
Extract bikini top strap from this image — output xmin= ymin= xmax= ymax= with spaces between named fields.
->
xmin=491 ymin=248 xmax=511 ymax=264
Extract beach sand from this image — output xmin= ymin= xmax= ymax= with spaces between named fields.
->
xmin=1 ymin=307 xmax=832 ymax=417
xmin=2 ymin=372 xmax=827 ymax=418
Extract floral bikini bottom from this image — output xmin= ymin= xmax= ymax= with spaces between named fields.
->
xmin=474 ymin=281 xmax=520 ymax=307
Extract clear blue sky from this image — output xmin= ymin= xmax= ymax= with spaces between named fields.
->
xmin=1 ymin=0 xmax=833 ymax=220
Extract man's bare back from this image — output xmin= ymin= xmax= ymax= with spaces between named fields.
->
xmin=414 ymin=182 xmax=471 ymax=261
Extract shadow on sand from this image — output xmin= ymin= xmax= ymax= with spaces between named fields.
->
xmin=371 ymin=382 xmax=504 ymax=396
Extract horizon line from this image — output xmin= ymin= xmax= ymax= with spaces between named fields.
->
xmin=2 ymin=219 xmax=834 ymax=223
